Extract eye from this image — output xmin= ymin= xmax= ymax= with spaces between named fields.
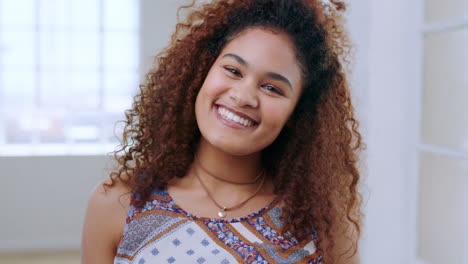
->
xmin=223 ymin=66 xmax=242 ymax=77
xmin=262 ymin=84 xmax=284 ymax=96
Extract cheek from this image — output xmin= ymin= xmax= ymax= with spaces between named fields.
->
xmin=195 ymin=72 xmax=224 ymax=120
xmin=262 ymin=101 xmax=295 ymax=130
xmin=199 ymin=69 xmax=228 ymax=97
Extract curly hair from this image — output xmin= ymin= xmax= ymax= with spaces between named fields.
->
xmin=107 ymin=0 xmax=363 ymax=262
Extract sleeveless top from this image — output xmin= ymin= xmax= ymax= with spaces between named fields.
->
xmin=114 ymin=188 xmax=322 ymax=264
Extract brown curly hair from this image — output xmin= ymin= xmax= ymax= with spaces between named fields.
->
xmin=107 ymin=0 xmax=363 ymax=262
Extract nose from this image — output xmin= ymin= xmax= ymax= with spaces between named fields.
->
xmin=228 ymin=81 xmax=259 ymax=108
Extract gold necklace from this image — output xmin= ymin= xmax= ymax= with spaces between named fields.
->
xmin=195 ymin=158 xmax=263 ymax=185
xmin=194 ymin=169 xmax=266 ymax=218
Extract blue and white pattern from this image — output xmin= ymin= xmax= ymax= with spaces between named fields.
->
xmin=114 ymin=189 xmax=322 ymax=264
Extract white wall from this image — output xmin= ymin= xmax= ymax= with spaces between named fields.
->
xmin=0 ymin=155 xmax=111 ymax=251
xmin=139 ymin=0 xmax=186 ymax=77
xmin=353 ymin=0 xmax=424 ymax=263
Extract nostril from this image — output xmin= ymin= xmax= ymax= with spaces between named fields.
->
xmin=229 ymin=92 xmax=259 ymax=109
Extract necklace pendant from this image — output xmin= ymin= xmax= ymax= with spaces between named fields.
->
xmin=218 ymin=207 xmax=227 ymax=218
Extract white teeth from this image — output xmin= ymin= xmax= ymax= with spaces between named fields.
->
xmin=217 ymin=106 xmax=254 ymax=127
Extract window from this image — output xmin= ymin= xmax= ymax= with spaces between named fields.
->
xmin=0 ymin=0 xmax=139 ymax=156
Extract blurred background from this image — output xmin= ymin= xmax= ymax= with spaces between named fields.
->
xmin=0 ymin=0 xmax=466 ymax=263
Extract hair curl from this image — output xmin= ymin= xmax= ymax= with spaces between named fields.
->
xmin=107 ymin=0 xmax=363 ymax=262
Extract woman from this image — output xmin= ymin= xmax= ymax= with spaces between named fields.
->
xmin=82 ymin=0 xmax=362 ymax=263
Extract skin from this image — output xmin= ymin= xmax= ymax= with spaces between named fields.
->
xmin=81 ymin=28 xmax=359 ymax=263
xmin=81 ymin=177 xmax=131 ymax=263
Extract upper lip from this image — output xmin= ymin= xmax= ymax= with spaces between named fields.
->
xmin=216 ymin=104 xmax=259 ymax=123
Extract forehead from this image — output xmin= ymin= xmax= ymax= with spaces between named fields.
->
xmin=218 ymin=28 xmax=303 ymax=86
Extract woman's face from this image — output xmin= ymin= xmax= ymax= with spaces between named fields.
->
xmin=195 ymin=27 xmax=303 ymax=156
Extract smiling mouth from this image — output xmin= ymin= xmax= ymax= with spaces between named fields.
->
xmin=215 ymin=105 xmax=258 ymax=128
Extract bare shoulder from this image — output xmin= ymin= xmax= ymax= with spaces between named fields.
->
xmin=81 ymin=177 xmax=132 ymax=264
xmin=88 ymin=177 xmax=132 ymax=218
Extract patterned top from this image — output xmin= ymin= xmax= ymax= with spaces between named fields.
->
xmin=114 ymin=188 xmax=322 ymax=264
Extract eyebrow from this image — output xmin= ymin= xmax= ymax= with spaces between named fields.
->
xmin=222 ymin=53 xmax=293 ymax=91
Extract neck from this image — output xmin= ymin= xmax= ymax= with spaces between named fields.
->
xmin=193 ymin=138 xmax=263 ymax=187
